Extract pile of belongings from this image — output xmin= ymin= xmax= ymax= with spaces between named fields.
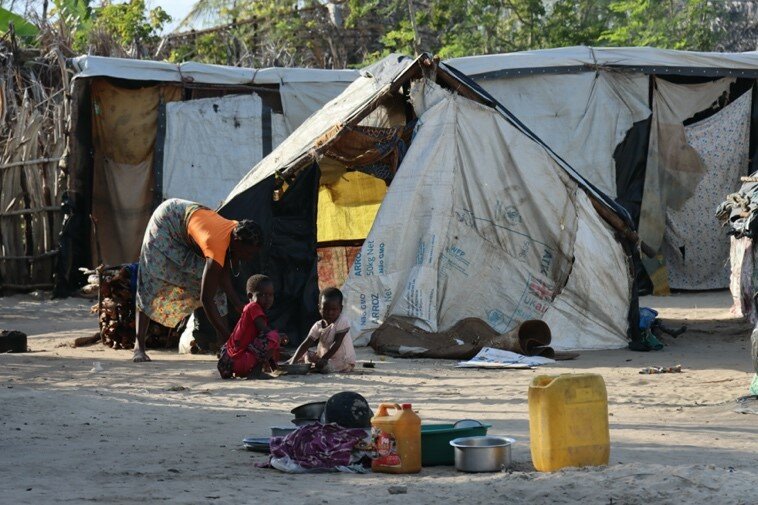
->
xmin=628 ymin=307 xmax=687 ymax=352
xmin=261 ymin=392 xmax=375 ymax=474
xmin=716 ymin=178 xmax=758 ymax=238
xmin=88 ymin=264 xmax=177 ymax=350
xmin=369 ymin=317 xmax=555 ymax=360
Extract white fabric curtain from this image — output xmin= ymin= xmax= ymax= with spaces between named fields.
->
xmin=663 ymin=90 xmax=751 ymax=290
xmin=162 ymin=94 xmax=287 ymax=209
xmin=639 ymin=77 xmax=736 ymax=253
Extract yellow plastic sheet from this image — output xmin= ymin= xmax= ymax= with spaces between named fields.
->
xmin=317 ymin=171 xmax=386 ymax=243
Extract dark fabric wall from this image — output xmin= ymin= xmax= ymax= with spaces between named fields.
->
xmin=220 ymin=167 xmax=321 ymax=344
xmin=614 ymin=117 xmax=653 ymax=295
xmin=614 ymin=118 xmax=651 ymax=227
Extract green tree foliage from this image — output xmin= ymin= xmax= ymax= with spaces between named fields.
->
xmin=58 ymin=0 xmax=727 ymax=66
xmin=51 ymin=0 xmax=93 ymax=51
xmin=543 ymin=0 xmax=617 ymax=48
xmin=345 ymin=0 xmax=542 ymax=62
xmin=345 ymin=0 xmax=721 ymax=65
xmin=601 ymin=0 xmax=725 ymax=50
xmin=91 ymin=0 xmax=170 ymax=51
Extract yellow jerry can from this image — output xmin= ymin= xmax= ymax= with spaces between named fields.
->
xmin=528 ymin=373 xmax=610 ymax=472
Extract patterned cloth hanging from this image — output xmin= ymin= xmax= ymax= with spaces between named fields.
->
xmin=663 ymin=90 xmax=751 ymax=290
xmin=325 ymin=120 xmax=416 ymax=184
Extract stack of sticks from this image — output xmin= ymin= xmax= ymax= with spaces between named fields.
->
xmin=85 ymin=265 xmax=177 ymax=350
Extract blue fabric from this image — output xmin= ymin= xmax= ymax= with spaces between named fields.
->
xmin=126 ymin=262 xmax=139 ymax=296
xmin=639 ymin=307 xmax=658 ymax=330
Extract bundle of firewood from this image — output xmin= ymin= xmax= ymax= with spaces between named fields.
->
xmin=87 ymin=265 xmax=178 ymax=350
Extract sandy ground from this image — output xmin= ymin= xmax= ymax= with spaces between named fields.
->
xmin=1 ymin=290 xmax=756 ymax=504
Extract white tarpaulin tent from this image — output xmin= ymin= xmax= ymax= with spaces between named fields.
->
xmin=222 ymin=54 xmax=634 ymax=351
xmin=447 ymin=47 xmax=758 ymax=292
xmin=342 ymin=80 xmax=630 ymax=350
xmin=447 ymin=47 xmax=758 ymax=77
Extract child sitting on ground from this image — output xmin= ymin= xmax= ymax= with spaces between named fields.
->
xmin=217 ymin=274 xmax=287 ymax=379
xmin=290 ymin=287 xmax=356 ymax=373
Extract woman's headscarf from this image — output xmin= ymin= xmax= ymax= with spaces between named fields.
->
xmin=232 ymin=219 xmax=263 ymax=246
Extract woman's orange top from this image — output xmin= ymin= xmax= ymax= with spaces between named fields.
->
xmin=186 ymin=209 xmax=238 ymax=267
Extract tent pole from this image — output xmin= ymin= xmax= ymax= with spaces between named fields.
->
xmin=589 ymin=195 xmax=654 ymax=257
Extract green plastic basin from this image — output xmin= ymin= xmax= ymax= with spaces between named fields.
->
xmin=421 ymin=423 xmax=491 ymax=466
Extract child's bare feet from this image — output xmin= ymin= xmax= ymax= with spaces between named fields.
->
xmin=257 ymin=372 xmax=276 ymax=380
xmin=246 ymin=363 xmax=276 ymax=380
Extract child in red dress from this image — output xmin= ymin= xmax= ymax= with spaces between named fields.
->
xmin=217 ymin=275 xmax=287 ymax=379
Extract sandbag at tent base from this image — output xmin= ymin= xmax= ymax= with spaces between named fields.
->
xmin=369 ymin=317 xmax=554 ymax=360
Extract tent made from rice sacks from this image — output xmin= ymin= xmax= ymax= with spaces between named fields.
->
xmin=220 ymin=53 xmax=639 ymax=351
xmin=447 ymin=47 xmax=758 ymax=294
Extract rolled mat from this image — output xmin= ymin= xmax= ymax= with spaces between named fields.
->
xmin=488 ymin=320 xmax=554 ymax=359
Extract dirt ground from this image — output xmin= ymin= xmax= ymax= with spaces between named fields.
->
xmin=1 ymin=290 xmax=756 ymax=504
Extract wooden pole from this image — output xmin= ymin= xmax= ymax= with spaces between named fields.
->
xmin=407 ymin=0 xmax=421 ymax=55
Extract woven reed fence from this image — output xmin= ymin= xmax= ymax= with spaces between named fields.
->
xmin=0 ymin=42 xmax=70 ymax=293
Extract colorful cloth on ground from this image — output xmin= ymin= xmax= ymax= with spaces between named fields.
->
xmin=136 ymin=198 xmax=227 ymax=328
xmin=305 ymin=313 xmax=356 ymax=373
xmin=663 ymin=90 xmax=751 ymax=290
xmin=221 ymin=302 xmax=280 ymax=377
xmin=267 ymin=423 xmax=370 ymax=472
xmin=186 ymin=208 xmax=237 ymax=267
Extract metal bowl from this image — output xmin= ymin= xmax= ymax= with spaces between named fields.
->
xmin=450 ymin=436 xmax=515 ymax=473
xmin=290 ymin=418 xmax=319 ymax=427
xmin=242 ymin=437 xmax=271 ymax=453
xmin=453 ymin=419 xmax=484 ymax=429
xmin=291 ymin=401 xmax=326 ymax=419
xmin=270 ymin=426 xmax=297 ymax=437
xmin=279 ymin=363 xmax=311 ymax=375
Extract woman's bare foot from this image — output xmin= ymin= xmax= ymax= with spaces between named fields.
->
xmin=132 ymin=349 xmax=152 ymax=362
